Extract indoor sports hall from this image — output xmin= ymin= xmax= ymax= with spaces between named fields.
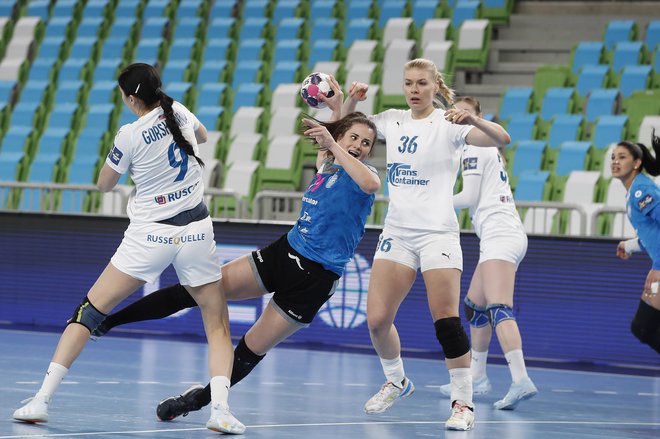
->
xmin=1 ymin=0 xmax=659 ymax=438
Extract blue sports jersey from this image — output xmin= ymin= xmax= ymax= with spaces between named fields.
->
xmin=287 ymin=161 xmax=376 ymax=276
xmin=627 ymin=173 xmax=660 ymax=269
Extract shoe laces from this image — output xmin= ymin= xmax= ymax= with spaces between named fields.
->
xmin=374 ymin=382 xmax=401 ymax=401
xmin=451 ymin=401 xmax=473 ymax=418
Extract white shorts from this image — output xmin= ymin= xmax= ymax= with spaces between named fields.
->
xmin=477 ymin=221 xmax=527 ymax=269
xmin=374 ymin=225 xmax=463 ymax=272
xmin=111 ymin=216 xmax=221 ymax=286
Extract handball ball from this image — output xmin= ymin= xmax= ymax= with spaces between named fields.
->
xmin=300 ymin=72 xmax=334 ymax=109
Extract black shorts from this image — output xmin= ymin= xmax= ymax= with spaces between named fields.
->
xmin=249 ymin=234 xmax=340 ymax=325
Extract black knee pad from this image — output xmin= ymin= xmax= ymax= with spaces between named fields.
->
xmin=631 ymin=300 xmax=660 ymax=344
xmin=434 ymin=317 xmax=470 ymax=359
xmin=68 ymin=296 xmax=106 ymax=332
xmin=463 ymin=296 xmax=489 ymax=328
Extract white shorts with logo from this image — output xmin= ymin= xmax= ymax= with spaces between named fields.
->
xmin=477 ymin=220 xmax=527 ymax=269
xmin=111 ymin=216 xmax=220 ymax=286
xmin=374 ymin=225 xmax=463 ymax=272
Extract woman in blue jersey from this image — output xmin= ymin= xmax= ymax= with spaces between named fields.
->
xmin=89 ymin=108 xmax=381 ymax=421
xmin=13 ymin=63 xmax=244 ymax=434
xmin=612 ymin=133 xmax=660 ymax=354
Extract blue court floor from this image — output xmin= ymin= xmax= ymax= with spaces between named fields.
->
xmin=1 ymin=329 xmax=659 ymax=438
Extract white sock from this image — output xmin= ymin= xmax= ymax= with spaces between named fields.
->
xmin=504 ymin=349 xmax=528 ymax=383
xmin=210 ymin=376 xmax=230 ymax=406
xmin=469 ymin=350 xmax=488 ymax=380
xmin=448 ymin=367 xmax=473 ymax=405
xmin=37 ymin=362 xmax=69 ymax=398
xmin=380 ymin=356 xmax=405 ymax=387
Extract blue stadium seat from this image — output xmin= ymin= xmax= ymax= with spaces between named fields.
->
xmin=0 ymin=126 xmax=32 ymax=154
xmin=88 ymin=80 xmax=117 ymax=105
xmin=34 ymin=128 xmax=68 ymax=156
xmin=84 ymin=104 xmax=115 ymax=131
xmin=164 ymin=82 xmax=193 ymax=104
xmin=115 ymin=0 xmax=141 ymax=18
xmin=0 ymin=151 xmax=24 ymax=181
xmin=107 ymin=17 xmax=136 ymax=42
xmin=310 ymin=19 xmax=337 ymax=41
xmin=197 ymin=83 xmax=229 ymax=108
xmin=43 ymin=17 xmax=72 ymax=40
xmin=143 ymin=0 xmax=169 ymax=17
xmin=48 ymin=103 xmax=78 ymax=131
xmin=59 ymin=58 xmax=88 ymax=82
xmin=452 ymin=0 xmax=480 ymax=29
xmin=555 ymin=141 xmax=591 ymax=175
xmin=646 ymin=20 xmax=660 ymax=53
xmin=412 ymin=0 xmax=439 ymax=25
xmin=177 ymin=0 xmax=204 ymax=18
xmin=308 ymin=40 xmax=340 ymax=67
xmin=236 ymin=39 xmax=267 ymax=61
xmin=26 ymin=58 xmax=57 ymax=82
xmin=310 ymin=1 xmax=337 ymax=20
xmin=52 ymin=0 xmax=78 ymax=18
xmin=141 ymin=17 xmax=169 ymax=39
xmin=611 ymin=41 xmax=644 ymax=73
xmin=511 ymin=140 xmax=545 ymax=177
xmin=575 ymin=65 xmax=610 ymax=98
xmin=39 ymin=36 xmax=66 ymax=60
xmin=0 ymin=81 xmax=16 ymax=103
xmin=77 ymin=17 xmax=104 ymax=38
xmin=239 ymin=17 xmax=270 ymax=41
xmin=584 ymin=88 xmax=620 ymax=123
xmin=20 ymin=80 xmax=50 ymax=104
xmin=592 ymin=115 xmax=627 ymax=149
xmin=380 ymin=0 xmax=407 ymax=28
xmin=69 ymin=37 xmax=97 ymax=61
xmin=174 ymin=17 xmax=201 ymax=39
xmin=540 ymin=87 xmax=575 ymax=121
xmin=26 ymin=1 xmax=49 ymax=21
xmin=603 ymin=20 xmax=636 ymax=50
xmin=82 ymin=1 xmax=110 ymax=21
xmin=161 ymin=60 xmax=191 ymax=83
xmin=196 ymin=106 xmax=225 ymax=131
xmin=499 ymin=87 xmax=533 ymax=120
xmin=134 ymin=38 xmax=163 ymax=66
xmin=209 ymin=0 xmax=237 ymax=19
xmin=507 ymin=113 xmax=538 ymax=144
xmin=203 ymin=39 xmax=234 ymax=62
xmin=243 ymin=0 xmax=270 ymax=18
xmin=273 ymin=0 xmax=302 ymax=24
xmin=277 ymin=18 xmax=306 ymax=40
xmin=547 ymin=114 xmax=583 ymax=148
xmin=233 ymin=83 xmax=265 ymax=111
xmin=270 ymin=61 xmax=301 ymax=89
xmin=514 ymin=170 xmax=550 ymax=201
xmin=347 ymin=1 xmax=372 ymax=19
xmin=232 ymin=61 xmax=264 ymax=88
xmin=208 ymin=18 xmax=236 ymax=39
xmin=54 ymin=81 xmax=85 ymax=105
xmin=273 ymin=39 xmax=303 ymax=65
xmin=10 ymin=102 xmax=41 ymax=128
xmin=571 ymin=42 xmax=605 ymax=74
xmin=344 ymin=19 xmax=375 ymax=48
xmin=100 ymin=40 xmax=126 ymax=60
xmin=197 ymin=60 xmax=231 ymax=85
xmin=169 ymin=38 xmax=198 ymax=62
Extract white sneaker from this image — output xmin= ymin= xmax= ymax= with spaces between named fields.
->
xmin=364 ymin=377 xmax=415 ymax=414
xmin=445 ymin=400 xmax=475 ymax=431
xmin=439 ymin=375 xmax=491 ymax=397
xmin=206 ymin=402 xmax=245 ymax=435
xmin=13 ymin=393 xmax=50 ymax=423
xmin=493 ymin=376 xmax=538 ymax=410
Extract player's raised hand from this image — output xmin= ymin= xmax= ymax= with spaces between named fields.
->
xmin=303 ymin=118 xmax=335 ymax=151
xmin=318 ymin=74 xmax=344 ymax=112
xmin=348 ymin=81 xmax=368 ymax=101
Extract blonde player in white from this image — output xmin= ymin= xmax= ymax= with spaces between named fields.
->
xmin=13 ymin=63 xmax=244 ymax=434
xmin=438 ymin=96 xmax=538 ymax=410
xmin=343 ymin=59 xmax=511 ymax=431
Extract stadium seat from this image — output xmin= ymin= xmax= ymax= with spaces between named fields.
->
xmin=268 ymin=108 xmax=301 ymax=139
xmin=208 ymin=18 xmax=237 ymax=39
xmin=196 ymin=106 xmax=226 ymax=132
xmin=232 ymin=83 xmax=267 ymax=111
xmin=383 ymin=18 xmax=414 ymax=47
xmin=258 ymin=135 xmax=303 ymax=191
xmin=507 ymin=113 xmax=538 ymax=144
xmin=271 ymin=83 xmax=302 ymax=110
xmin=591 ymin=114 xmax=628 ymax=150
xmin=197 ymin=60 xmax=232 ymax=86
xmin=638 ymin=115 xmax=660 ymax=145
xmin=412 ymin=0 xmax=440 ymax=27
xmin=499 ymin=87 xmax=533 ymax=121
xmin=273 ymin=39 xmax=305 ymax=65
xmin=618 ymin=65 xmax=652 ymax=97
xmin=272 ymin=0 xmax=306 ymax=25
xmin=584 ymin=88 xmax=620 ymax=124
xmin=511 ymin=140 xmax=545 ymax=177
xmin=561 ymin=170 xmax=602 ymax=235
xmin=421 ymin=19 xmax=451 ymax=48
xmin=481 ymin=0 xmax=514 ymax=25
xmin=346 ymin=40 xmax=378 ymax=68
xmin=270 ymin=61 xmax=302 ymax=90
xmin=169 ymin=38 xmax=199 ymax=63
xmin=575 ymin=64 xmax=610 ymax=99
xmin=554 ymin=141 xmax=591 ymax=176
xmin=531 ymin=65 xmax=571 ymax=112
xmin=380 ymin=1 xmax=409 ymax=30
xmin=232 ymin=61 xmax=264 ymax=88
xmin=59 ymin=58 xmax=89 ymax=82
xmin=344 ymin=19 xmax=376 ymax=48
xmin=236 ymin=39 xmax=268 ymax=61
xmin=174 ymin=17 xmax=201 ymax=40
xmin=310 ymin=18 xmax=338 ymax=42
xmin=571 ymin=42 xmax=605 ymax=75
xmin=452 ymin=1 xmax=481 ymax=30
xmin=547 ymin=114 xmax=583 ymax=149
xmin=197 ymin=83 xmax=230 ymax=109
xmin=230 ymin=107 xmax=267 ymax=139
xmin=203 ymin=38 xmax=235 ymax=63
xmin=277 ymin=18 xmax=306 ymax=40
xmin=226 ymin=134 xmax=263 ymax=165
xmin=423 ymin=41 xmax=455 ymax=82
xmin=645 ymin=20 xmax=660 ymax=54
xmin=308 ymin=40 xmax=341 ymax=68
xmin=603 ymin=19 xmax=638 ymax=50
xmin=610 ymin=41 xmax=644 ymax=74
xmin=455 ymin=19 xmax=491 ymax=70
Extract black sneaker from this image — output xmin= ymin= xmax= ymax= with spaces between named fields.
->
xmin=156 ymin=384 xmax=206 ymax=421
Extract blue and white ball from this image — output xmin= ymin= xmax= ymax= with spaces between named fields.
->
xmin=317 ymin=253 xmax=371 ymax=329
xmin=300 ymin=72 xmax=334 ymax=109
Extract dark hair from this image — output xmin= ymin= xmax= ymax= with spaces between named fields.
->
xmin=455 ymin=96 xmax=482 ymax=114
xmin=301 ymin=112 xmax=378 ymax=158
xmin=117 ymin=63 xmax=204 ymax=166
xmin=617 ymin=129 xmax=660 ymax=176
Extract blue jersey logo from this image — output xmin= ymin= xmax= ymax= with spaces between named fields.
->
xmin=108 ymin=145 xmax=123 ymax=165
xmin=387 ymin=163 xmax=430 ymax=187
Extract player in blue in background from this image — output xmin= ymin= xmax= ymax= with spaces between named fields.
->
xmin=90 ymin=102 xmax=381 ymax=420
xmin=613 ymin=133 xmax=660 ymax=354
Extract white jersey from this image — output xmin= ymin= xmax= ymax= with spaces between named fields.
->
xmin=459 ymin=145 xmax=522 ymax=236
xmin=370 ymin=108 xmax=472 ymax=232
xmin=105 ymin=101 xmax=204 ymax=223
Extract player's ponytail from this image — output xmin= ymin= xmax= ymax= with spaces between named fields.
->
xmin=117 ymin=63 xmax=204 ymax=167
xmin=639 ymin=129 xmax=660 ymax=176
